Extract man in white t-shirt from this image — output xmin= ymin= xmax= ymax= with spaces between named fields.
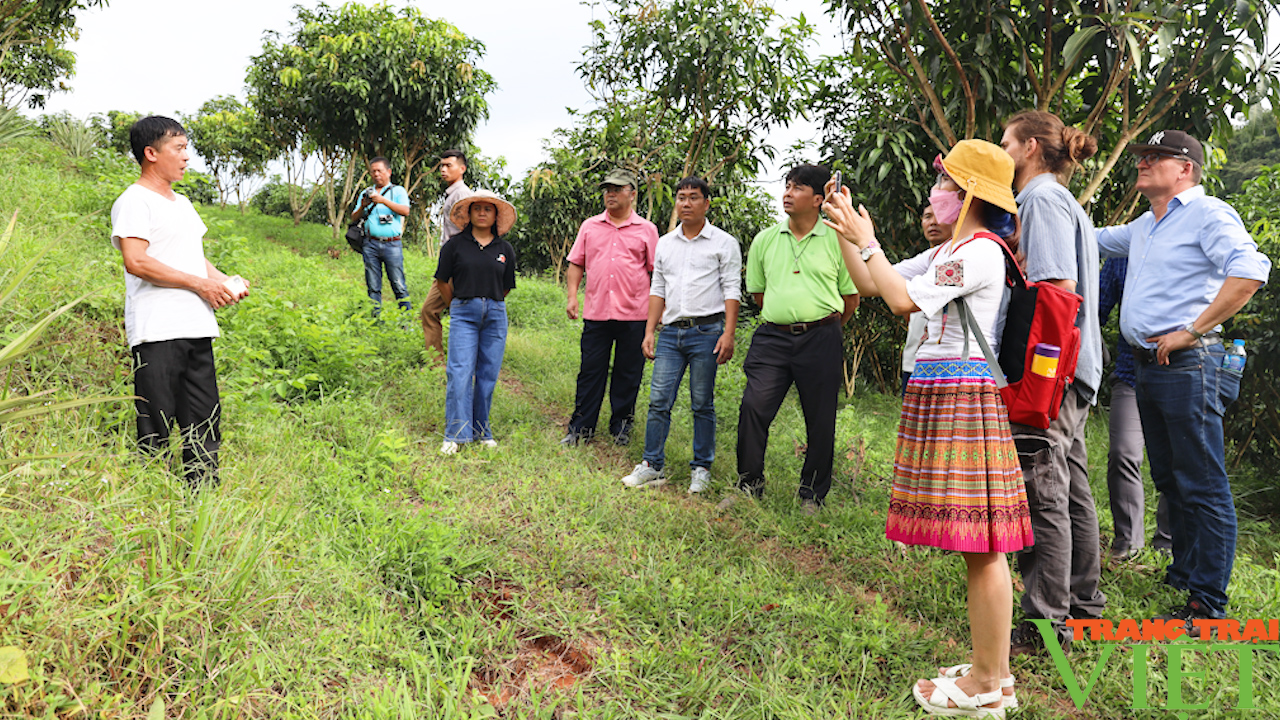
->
xmin=110 ymin=116 xmax=249 ymax=489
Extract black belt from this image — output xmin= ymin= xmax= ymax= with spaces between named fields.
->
xmin=766 ymin=313 xmax=840 ymax=335
xmin=1132 ymin=333 xmax=1221 ymax=364
xmin=666 ymin=312 xmax=725 ymax=329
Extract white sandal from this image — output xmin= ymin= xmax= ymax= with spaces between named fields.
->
xmin=912 ymin=675 xmax=1006 ymax=718
xmin=938 ymin=664 xmax=1018 ymax=709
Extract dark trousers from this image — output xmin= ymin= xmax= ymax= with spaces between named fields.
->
xmin=568 ymin=319 xmax=646 ymax=438
xmin=735 ymin=322 xmax=843 ymax=503
xmin=133 ymin=338 xmax=221 ymax=488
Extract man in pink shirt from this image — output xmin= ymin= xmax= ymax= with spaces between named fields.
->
xmin=562 ymin=169 xmax=661 ymax=446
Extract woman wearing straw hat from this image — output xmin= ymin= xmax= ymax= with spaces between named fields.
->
xmin=435 ymin=189 xmax=518 ymax=455
xmin=824 ymin=140 xmax=1034 ymax=718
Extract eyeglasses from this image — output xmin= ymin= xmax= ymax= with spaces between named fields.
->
xmin=1135 ymin=152 xmax=1192 ymax=167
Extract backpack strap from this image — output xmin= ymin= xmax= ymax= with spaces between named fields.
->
xmin=971 ymin=231 xmax=1028 ymax=290
xmin=954 ymin=296 xmax=1008 ymax=388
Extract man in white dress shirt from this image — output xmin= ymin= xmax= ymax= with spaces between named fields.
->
xmin=620 ymin=177 xmax=741 ymax=493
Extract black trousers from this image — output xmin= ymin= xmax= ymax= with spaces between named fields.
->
xmin=133 ymin=338 xmax=221 ymax=487
xmin=568 ymin=319 xmax=646 ymax=437
xmin=736 ymin=322 xmax=843 ymax=503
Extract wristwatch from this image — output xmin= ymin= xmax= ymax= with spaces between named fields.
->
xmin=1184 ymin=322 xmax=1204 ymax=340
xmin=860 ymin=245 xmax=882 ymax=262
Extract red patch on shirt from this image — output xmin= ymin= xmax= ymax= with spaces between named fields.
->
xmin=936 ymin=260 xmax=964 ymax=287
xmin=497 ymin=254 xmax=506 ymax=264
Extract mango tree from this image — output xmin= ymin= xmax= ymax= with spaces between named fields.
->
xmin=184 ymin=96 xmax=272 ymax=211
xmin=0 ymin=0 xmax=106 ymax=109
xmin=578 ymin=0 xmax=818 ymax=231
xmin=248 ymin=2 xmax=494 ymax=238
xmin=815 ymin=0 xmax=1280 ymax=391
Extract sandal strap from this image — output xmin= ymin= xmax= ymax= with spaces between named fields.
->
xmin=939 ymin=663 xmax=1015 ymax=688
xmin=930 ymin=676 xmax=1004 ymax=711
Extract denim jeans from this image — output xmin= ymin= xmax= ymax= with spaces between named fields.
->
xmin=1135 ymin=343 xmax=1240 ymax=617
xmin=362 ymin=238 xmax=410 ymax=311
xmin=642 ymin=320 xmax=722 ymax=470
xmin=445 ymin=297 xmax=507 ymax=443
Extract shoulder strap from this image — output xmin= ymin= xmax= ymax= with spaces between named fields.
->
xmin=954 ymin=296 xmax=1008 ymax=388
xmin=970 ymin=231 xmax=1028 ymax=290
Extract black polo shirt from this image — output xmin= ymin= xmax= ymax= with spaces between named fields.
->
xmin=435 ymin=230 xmax=517 ymax=300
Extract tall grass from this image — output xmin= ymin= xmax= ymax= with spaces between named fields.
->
xmin=1 ymin=134 xmax=1277 ymax=718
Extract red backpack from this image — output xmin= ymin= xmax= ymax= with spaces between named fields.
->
xmin=956 ymin=232 xmax=1082 ymax=429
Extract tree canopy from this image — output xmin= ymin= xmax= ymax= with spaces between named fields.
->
xmin=577 ymin=0 xmax=816 ymax=231
xmin=0 ymin=0 xmax=106 ymax=109
xmin=248 ymin=2 xmax=495 ymax=198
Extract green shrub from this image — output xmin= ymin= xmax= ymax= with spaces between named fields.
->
xmin=42 ymin=113 xmax=101 ymax=159
xmin=1225 ymin=167 xmax=1280 ymax=476
xmin=251 ymin=176 xmax=328 ymax=225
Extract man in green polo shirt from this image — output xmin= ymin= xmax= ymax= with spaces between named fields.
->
xmin=723 ymin=164 xmax=859 ymax=515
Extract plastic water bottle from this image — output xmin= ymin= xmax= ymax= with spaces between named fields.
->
xmin=1223 ymin=339 xmax=1247 ymax=373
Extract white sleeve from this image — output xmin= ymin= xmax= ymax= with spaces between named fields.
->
xmin=905 ymin=239 xmax=1004 ymax=318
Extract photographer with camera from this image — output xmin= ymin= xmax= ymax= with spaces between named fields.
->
xmin=351 ymin=157 xmax=411 ymax=317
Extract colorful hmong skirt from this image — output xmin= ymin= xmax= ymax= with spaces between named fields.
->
xmin=886 ymin=357 xmax=1034 ymax=553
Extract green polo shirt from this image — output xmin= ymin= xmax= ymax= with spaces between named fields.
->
xmin=745 ymin=219 xmax=857 ymax=324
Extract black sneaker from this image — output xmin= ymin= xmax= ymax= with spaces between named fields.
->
xmin=1157 ymin=600 xmax=1217 ymax=639
xmin=1010 ymin=620 xmax=1070 ymax=657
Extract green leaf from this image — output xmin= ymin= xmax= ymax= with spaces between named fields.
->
xmin=0 ymin=647 xmax=28 ymax=684
xmin=147 ymin=696 xmax=165 ymax=720
xmin=1062 ymin=26 xmax=1103 ymax=68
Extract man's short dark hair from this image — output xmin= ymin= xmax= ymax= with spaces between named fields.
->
xmin=785 ymin=164 xmax=831 ymax=195
xmin=440 ymin=149 xmax=468 ymax=167
xmin=675 ymin=176 xmax=712 ymax=199
xmin=129 ymin=115 xmax=186 ymax=165
xmin=369 ymin=156 xmax=390 ymax=169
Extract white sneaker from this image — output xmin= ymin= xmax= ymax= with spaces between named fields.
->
xmin=481 ymin=439 xmax=498 ymax=449
xmin=621 ymin=461 xmax=666 ymax=488
xmin=440 ymin=441 xmax=459 ymax=455
xmin=689 ymin=467 xmax=711 ymax=493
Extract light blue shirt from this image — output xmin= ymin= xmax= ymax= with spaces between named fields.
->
xmin=364 ymin=184 xmax=410 ymax=239
xmin=1017 ymin=173 xmax=1102 ymax=402
xmin=1097 ymin=185 xmax=1271 ymax=350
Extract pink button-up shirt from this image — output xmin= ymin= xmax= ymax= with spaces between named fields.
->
xmin=567 ymin=211 xmax=660 ymax=321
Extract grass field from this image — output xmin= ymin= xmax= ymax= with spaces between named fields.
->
xmin=2 ymin=136 xmax=1279 ymax=719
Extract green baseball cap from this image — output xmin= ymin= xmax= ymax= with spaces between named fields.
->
xmin=598 ymin=168 xmax=637 ymax=190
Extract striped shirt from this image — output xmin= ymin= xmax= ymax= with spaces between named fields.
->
xmin=650 ymin=221 xmax=742 ymax=325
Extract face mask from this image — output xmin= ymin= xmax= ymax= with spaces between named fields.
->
xmin=929 ymin=186 xmax=964 ymax=225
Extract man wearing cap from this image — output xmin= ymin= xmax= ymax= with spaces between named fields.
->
xmin=619 ymin=176 xmax=741 ymax=493
xmin=1097 ymin=129 xmax=1271 ymax=632
xmin=562 ymin=169 xmax=661 ymax=446
xmin=722 ymin=164 xmax=859 ymax=515
xmin=351 ymin=156 xmax=411 ymax=316
xmin=999 ymin=110 xmax=1105 ymax=657
xmin=421 ymin=149 xmax=473 ymax=360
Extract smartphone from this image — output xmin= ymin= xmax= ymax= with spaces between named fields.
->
xmin=831 ymin=170 xmax=842 ymax=196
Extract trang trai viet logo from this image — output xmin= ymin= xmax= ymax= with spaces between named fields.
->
xmin=1033 ymin=618 xmax=1280 ymax=713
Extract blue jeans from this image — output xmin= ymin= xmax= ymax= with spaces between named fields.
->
xmin=362 ymin=238 xmax=410 ymax=311
xmin=642 ymin=321 xmax=722 ymax=470
xmin=445 ymin=297 xmax=507 ymax=442
xmin=1135 ymin=343 xmax=1240 ymax=617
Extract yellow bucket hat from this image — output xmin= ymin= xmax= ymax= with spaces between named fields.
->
xmin=940 ymin=139 xmax=1018 ymax=237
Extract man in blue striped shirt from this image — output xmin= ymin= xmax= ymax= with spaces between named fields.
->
xmin=1097 ymin=129 xmax=1271 ymax=634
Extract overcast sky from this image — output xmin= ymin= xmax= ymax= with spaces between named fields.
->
xmin=39 ymin=0 xmax=843 ymax=200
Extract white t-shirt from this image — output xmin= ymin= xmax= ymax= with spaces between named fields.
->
xmin=899 ymin=233 xmax=1008 ymax=362
xmin=110 ymin=184 xmax=219 ymax=347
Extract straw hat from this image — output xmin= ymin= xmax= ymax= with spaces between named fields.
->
xmin=451 ymin=189 xmax=517 ymax=236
